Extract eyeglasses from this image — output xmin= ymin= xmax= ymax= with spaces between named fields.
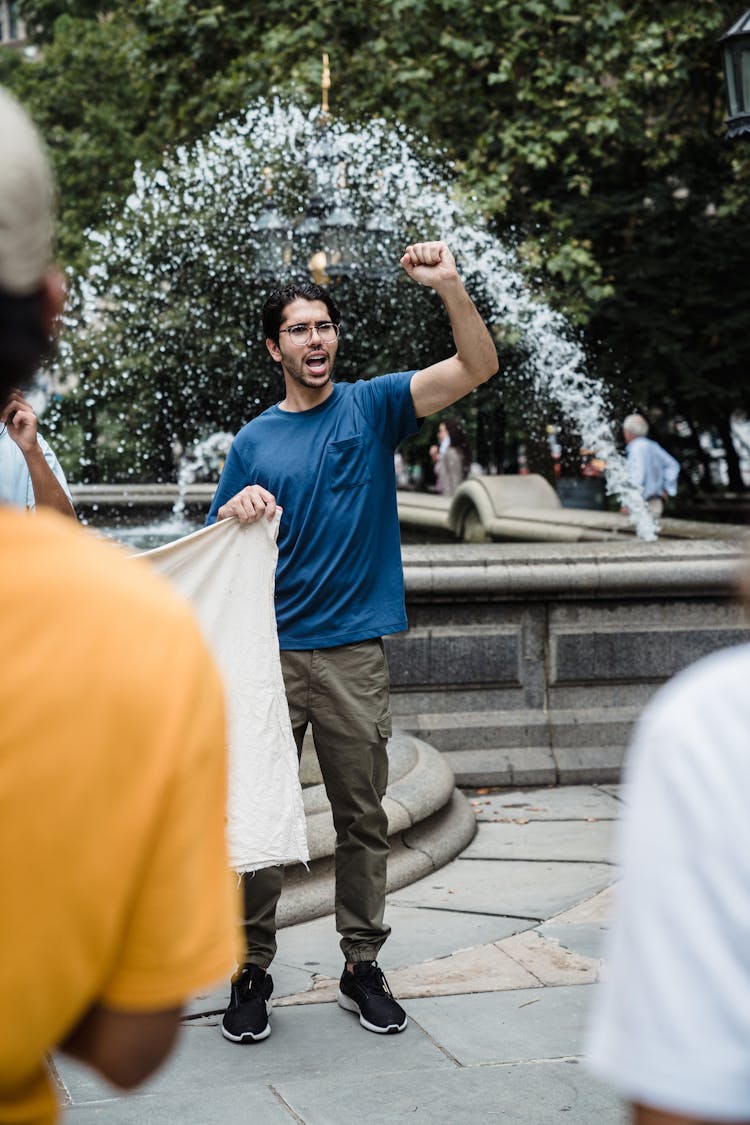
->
xmin=278 ymin=321 xmax=340 ymax=346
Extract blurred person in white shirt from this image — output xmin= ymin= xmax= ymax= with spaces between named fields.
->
xmin=587 ymin=562 xmax=750 ymax=1124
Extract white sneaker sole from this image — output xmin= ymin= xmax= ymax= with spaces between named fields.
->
xmin=221 ymin=1000 xmax=272 ymax=1043
xmin=337 ymin=989 xmax=407 ymax=1034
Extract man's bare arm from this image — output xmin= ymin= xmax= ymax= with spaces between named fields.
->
xmin=403 ymin=242 xmax=499 ymax=418
xmin=21 ymin=441 xmax=76 ymax=517
xmin=60 ymin=1003 xmax=182 ymax=1089
xmin=2 ymin=391 xmax=76 ymax=518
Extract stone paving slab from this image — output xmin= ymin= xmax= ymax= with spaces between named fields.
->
xmin=57 ymin=1002 xmax=451 ymax=1109
xmin=460 ymin=818 xmax=617 ymax=864
xmin=495 ymin=930 xmax=601 ymax=987
xmin=389 ymin=856 xmax=615 ymax=920
xmin=280 ymin=942 xmax=541 ymax=1007
xmin=599 ymin=783 xmax=628 ymax=804
xmin=550 ymin=885 xmax=616 ymax=925
xmin=279 ymin=917 xmax=605 ymax=1007
xmin=275 ymin=902 xmax=526 ymax=980
xmin=59 ymin=1082 xmax=294 ymax=1123
xmin=276 ymin=1058 xmax=626 ymax=1125
xmin=469 ymin=784 xmax=622 ymax=822
xmin=406 ymin=983 xmax=597 ymax=1067
xmin=539 ymin=921 xmax=610 ymax=963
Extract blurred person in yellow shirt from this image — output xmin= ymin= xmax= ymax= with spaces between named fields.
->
xmin=0 ymin=86 xmax=239 ymax=1125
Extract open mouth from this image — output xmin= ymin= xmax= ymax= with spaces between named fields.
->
xmin=305 ymin=352 xmax=328 ymax=375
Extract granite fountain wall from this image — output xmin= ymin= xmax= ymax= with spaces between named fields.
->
xmin=387 ymin=538 xmax=750 ymax=787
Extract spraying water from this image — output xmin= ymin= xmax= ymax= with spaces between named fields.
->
xmin=55 ymin=97 xmax=657 ymax=539
xmin=173 ymin=431 xmax=234 ymax=517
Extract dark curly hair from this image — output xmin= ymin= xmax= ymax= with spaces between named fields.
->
xmin=262 ymin=282 xmax=340 ymax=344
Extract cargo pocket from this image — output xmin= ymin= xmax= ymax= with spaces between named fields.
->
xmin=376 ymin=711 xmax=392 ymax=740
xmin=327 ymin=434 xmax=371 ymax=491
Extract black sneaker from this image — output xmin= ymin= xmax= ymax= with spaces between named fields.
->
xmin=337 ymin=961 xmax=407 ymax=1034
xmin=221 ymin=963 xmax=273 ymax=1043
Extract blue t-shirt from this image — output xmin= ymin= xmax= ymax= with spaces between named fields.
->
xmin=206 ymin=372 xmax=419 ymax=649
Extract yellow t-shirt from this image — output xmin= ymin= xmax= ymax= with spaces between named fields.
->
xmin=0 ymin=509 xmax=239 ymax=1124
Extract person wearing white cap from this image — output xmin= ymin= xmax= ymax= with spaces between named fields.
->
xmin=0 ymin=87 xmax=238 ymax=1125
xmin=0 ymin=89 xmax=74 ymax=518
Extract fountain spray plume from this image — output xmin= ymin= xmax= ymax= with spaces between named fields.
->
xmin=54 ymin=97 xmax=657 ymax=539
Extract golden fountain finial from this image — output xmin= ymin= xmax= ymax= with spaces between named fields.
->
xmin=321 ymin=52 xmax=331 ymax=119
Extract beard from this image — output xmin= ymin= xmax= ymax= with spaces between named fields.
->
xmin=282 ymin=347 xmax=336 ymax=390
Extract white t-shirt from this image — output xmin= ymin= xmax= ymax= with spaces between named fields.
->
xmin=587 ymin=642 xmax=750 ymax=1120
xmin=0 ymin=429 xmax=72 ymax=509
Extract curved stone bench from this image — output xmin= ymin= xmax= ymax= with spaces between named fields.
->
xmin=277 ymin=731 xmax=476 ymax=928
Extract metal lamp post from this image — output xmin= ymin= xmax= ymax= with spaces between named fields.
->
xmin=249 ymin=53 xmax=400 ymax=288
xmin=720 ymin=10 xmax=750 ymax=139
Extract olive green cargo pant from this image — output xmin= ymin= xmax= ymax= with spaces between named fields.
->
xmin=241 ymin=638 xmax=392 ymax=968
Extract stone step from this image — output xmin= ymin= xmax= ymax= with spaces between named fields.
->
xmin=443 ymin=745 xmax=624 ymax=788
xmin=278 ymin=790 xmax=477 ymax=928
xmin=303 ymin=731 xmax=455 ymax=862
xmin=443 ymin=747 xmax=556 ymax=788
xmin=394 ymin=707 xmax=637 ymax=754
xmin=277 ymin=733 xmax=476 ymax=928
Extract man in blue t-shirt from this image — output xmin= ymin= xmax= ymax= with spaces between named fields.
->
xmin=208 ymin=240 xmax=498 ymax=1043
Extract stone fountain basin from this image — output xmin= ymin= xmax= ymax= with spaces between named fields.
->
xmin=390 ymin=535 xmax=750 ymax=790
xmin=397 ymin=473 xmax=748 ymax=543
xmin=72 ymin=475 xmax=747 ymax=545
xmin=71 ymin=479 xmax=749 ymax=809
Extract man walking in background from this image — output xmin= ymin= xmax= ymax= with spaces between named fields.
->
xmin=623 ymin=412 xmax=680 ymax=517
xmin=208 ymin=240 xmax=498 ymax=1043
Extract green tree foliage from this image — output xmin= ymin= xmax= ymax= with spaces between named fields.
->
xmin=16 ymin=0 xmax=104 ymax=41
xmin=6 ymin=8 xmax=151 ymax=270
xmin=4 ymin=1 xmax=749 ymax=489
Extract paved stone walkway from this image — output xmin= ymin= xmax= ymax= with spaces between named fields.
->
xmin=54 ymin=785 xmax=626 ymax=1123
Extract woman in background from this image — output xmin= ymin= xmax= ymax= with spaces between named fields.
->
xmin=435 ymin=419 xmax=469 ymax=496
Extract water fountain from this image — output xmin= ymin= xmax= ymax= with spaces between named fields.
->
xmin=47 ymin=88 xmax=748 ymax=800
xmin=51 ymin=92 xmax=664 ymax=539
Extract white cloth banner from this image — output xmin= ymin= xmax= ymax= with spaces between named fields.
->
xmin=140 ymin=515 xmax=308 ymax=873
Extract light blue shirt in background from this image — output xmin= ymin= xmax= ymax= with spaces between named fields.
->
xmin=626 ymin=435 xmax=680 ymax=500
xmin=0 ymin=429 xmax=73 ymax=509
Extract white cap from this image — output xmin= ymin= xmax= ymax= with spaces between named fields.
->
xmin=0 ymin=87 xmax=54 ymax=297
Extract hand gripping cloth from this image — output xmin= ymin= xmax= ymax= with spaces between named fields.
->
xmin=140 ymin=515 xmax=308 ymax=873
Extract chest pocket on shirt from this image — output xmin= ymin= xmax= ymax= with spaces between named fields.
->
xmin=327 ymin=435 xmax=371 ymax=492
